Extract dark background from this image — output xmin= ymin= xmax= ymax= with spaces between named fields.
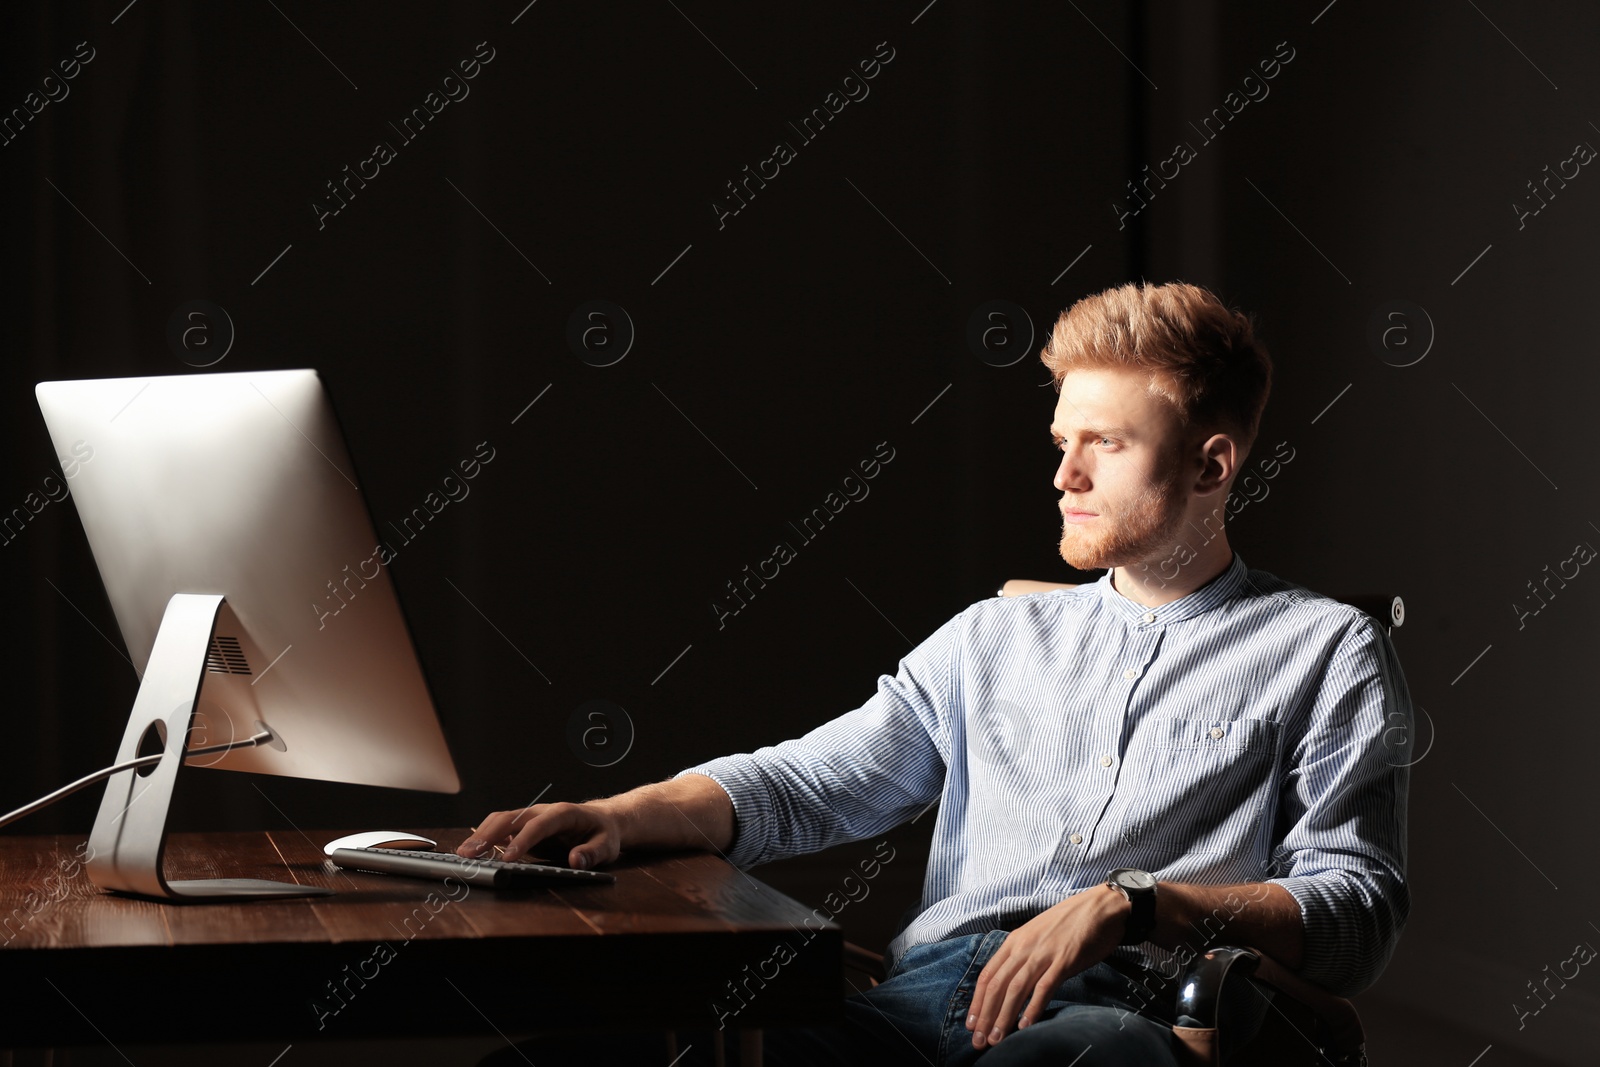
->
xmin=3 ymin=1 xmax=1597 ymax=1063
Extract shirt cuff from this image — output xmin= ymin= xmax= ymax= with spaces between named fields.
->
xmin=1267 ymin=873 xmax=1381 ymax=997
xmin=673 ymin=756 xmax=775 ymax=869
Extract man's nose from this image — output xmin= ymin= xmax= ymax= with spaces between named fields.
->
xmin=1054 ymin=448 xmax=1087 ymax=492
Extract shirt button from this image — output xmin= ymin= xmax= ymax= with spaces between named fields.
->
xmin=1209 ymin=726 xmax=1225 ymax=740
xmin=1069 ymin=833 xmax=1083 ymax=844
xmin=1123 ymin=668 xmax=1137 ymax=680
xmin=1142 ymin=612 xmax=1156 ymax=624
xmin=1099 ymin=755 xmax=1114 ymax=767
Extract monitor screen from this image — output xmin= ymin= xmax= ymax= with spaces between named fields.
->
xmin=34 ymin=368 xmax=460 ymax=796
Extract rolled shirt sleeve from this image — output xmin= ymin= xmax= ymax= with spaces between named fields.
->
xmin=1266 ymin=614 xmax=1412 ymax=997
xmin=674 ymin=609 xmax=963 ymax=869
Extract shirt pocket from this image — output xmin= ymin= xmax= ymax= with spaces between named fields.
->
xmin=1117 ymin=716 xmax=1282 ymax=859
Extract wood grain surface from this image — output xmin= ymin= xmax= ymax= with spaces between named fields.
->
xmin=0 ymin=829 xmax=841 ymax=1047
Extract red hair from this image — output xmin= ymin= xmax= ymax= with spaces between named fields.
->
xmin=1039 ymin=281 xmax=1272 ymax=456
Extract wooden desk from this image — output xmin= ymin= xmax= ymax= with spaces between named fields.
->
xmin=0 ymin=829 xmax=842 ymax=1049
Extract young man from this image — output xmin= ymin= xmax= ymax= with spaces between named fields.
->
xmin=466 ymin=281 xmax=1411 ymax=1065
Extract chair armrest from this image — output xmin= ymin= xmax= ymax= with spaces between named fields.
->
xmin=843 ymin=941 xmax=887 ymax=985
xmin=998 ymin=579 xmax=1078 ymax=597
xmin=1176 ymin=945 xmax=1367 ymax=1066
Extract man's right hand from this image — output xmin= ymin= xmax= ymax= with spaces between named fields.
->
xmin=455 ymin=774 xmax=736 ymax=869
xmin=457 ymin=800 xmax=623 ymax=869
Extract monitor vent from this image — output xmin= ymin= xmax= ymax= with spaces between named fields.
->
xmin=205 ymin=635 xmax=252 ymax=675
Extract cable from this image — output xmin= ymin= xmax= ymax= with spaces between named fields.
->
xmin=0 ymin=729 xmax=275 ymax=831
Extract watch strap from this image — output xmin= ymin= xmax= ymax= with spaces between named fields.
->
xmin=1109 ymin=875 xmax=1157 ymax=945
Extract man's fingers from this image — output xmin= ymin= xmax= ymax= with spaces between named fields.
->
xmin=501 ymin=805 xmax=573 ymax=860
xmin=987 ymin=972 xmax=1034 ymax=1044
xmin=458 ymin=806 xmax=545 ymax=856
xmin=969 ymin=954 xmax=1016 ymax=1047
xmin=977 ymin=954 xmax=1063 ymax=1046
xmin=1019 ymin=966 xmax=1064 ymax=1030
xmin=458 ymin=817 xmax=505 ymax=856
xmin=459 ymin=801 xmax=619 ymax=868
xmin=968 ymin=954 xmax=996 ymax=1034
xmin=504 ymin=802 xmax=606 ymax=862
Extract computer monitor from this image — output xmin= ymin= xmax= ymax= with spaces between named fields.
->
xmin=34 ymin=368 xmax=460 ymax=901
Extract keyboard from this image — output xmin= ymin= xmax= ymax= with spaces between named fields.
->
xmin=329 ymin=846 xmax=616 ymax=888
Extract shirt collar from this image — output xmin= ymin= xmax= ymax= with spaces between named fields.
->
xmin=1096 ymin=551 xmax=1248 ymax=627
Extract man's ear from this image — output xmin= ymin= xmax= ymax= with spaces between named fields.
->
xmin=1193 ymin=433 xmax=1240 ymax=496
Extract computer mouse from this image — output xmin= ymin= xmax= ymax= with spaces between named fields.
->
xmin=321 ymin=830 xmax=439 ymax=856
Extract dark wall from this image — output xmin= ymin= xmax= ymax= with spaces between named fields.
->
xmin=0 ymin=3 xmax=1132 ymax=890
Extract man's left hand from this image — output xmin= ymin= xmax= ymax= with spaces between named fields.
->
xmin=965 ymin=885 xmax=1128 ymax=1049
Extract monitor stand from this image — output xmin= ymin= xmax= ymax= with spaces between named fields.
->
xmin=85 ymin=593 xmax=334 ymax=902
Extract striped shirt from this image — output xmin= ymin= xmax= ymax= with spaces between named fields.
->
xmin=675 ymin=552 xmax=1410 ymax=998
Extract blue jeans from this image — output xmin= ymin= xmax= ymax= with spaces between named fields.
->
xmin=723 ymin=929 xmax=1189 ymax=1066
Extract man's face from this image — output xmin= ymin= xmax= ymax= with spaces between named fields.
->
xmin=1050 ymin=367 xmax=1192 ymax=571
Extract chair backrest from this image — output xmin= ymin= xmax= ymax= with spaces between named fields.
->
xmin=997 ymin=579 xmax=1404 ymax=635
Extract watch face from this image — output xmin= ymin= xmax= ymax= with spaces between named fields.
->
xmin=1113 ymin=868 xmax=1157 ymax=891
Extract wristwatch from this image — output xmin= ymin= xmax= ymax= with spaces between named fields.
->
xmin=1105 ymin=867 xmax=1158 ymax=945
